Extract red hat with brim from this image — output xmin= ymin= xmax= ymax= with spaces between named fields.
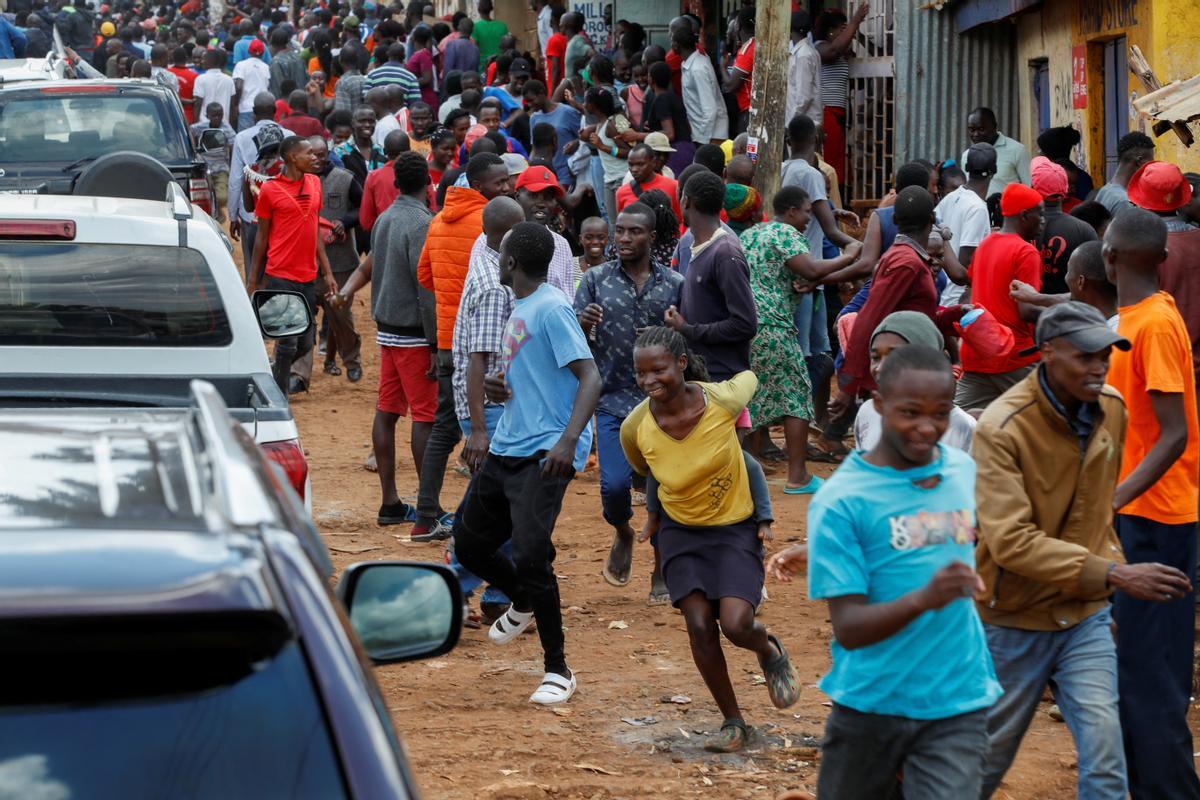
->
xmin=249 ymin=38 xmax=266 ymax=56
xmin=1128 ymin=160 xmax=1193 ymax=212
xmin=515 ymin=164 xmax=564 ymax=197
xmin=1000 ymin=183 xmax=1043 ymax=217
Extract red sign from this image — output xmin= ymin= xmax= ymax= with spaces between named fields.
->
xmin=1072 ymin=45 xmax=1088 ymax=110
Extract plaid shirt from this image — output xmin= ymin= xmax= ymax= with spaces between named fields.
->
xmin=334 ymin=70 xmax=367 ymax=112
xmin=452 ymin=234 xmax=515 ymax=420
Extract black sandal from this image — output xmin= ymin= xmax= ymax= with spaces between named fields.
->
xmin=761 ymin=634 xmax=801 ymax=709
xmin=807 ymin=442 xmax=848 ymax=464
xmin=704 ymin=717 xmax=749 ymax=753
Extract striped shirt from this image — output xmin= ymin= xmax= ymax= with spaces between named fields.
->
xmin=364 ymin=63 xmax=422 ymax=106
xmin=452 ymin=234 xmax=515 ymax=420
xmin=819 ymin=49 xmax=849 ymax=109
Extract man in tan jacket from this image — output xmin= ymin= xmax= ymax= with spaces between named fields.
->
xmin=973 ymin=302 xmax=1192 ymax=799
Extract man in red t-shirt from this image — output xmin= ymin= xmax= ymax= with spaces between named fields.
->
xmin=544 ymin=6 xmax=567 ymax=90
xmin=248 ymin=135 xmax=339 ymax=391
xmin=615 ymin=143 xmax=682 ymax=222
xmin=956 ymin=182 xmax=1045 ymax=410
xmin=723 ymin=8 xmax=755 ymax=135
xmin=167 ymin=45 xmax=198 ymax=123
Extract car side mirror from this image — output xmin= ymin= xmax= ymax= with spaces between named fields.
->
xmin=337 ymin=561 xmax=462 ymax=664
xmin=251 ymin=289 xmax=313 ymax=339
xmin=198 ymin=128 xmax=227 ymax=153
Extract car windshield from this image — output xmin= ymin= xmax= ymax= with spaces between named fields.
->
xmin=0 ymin=641 xmax=349 ymax=798
xmin=0 ymin=243 xmax=232 ymax=347
xmin=0 ymin=92 xmax=186 ymax=164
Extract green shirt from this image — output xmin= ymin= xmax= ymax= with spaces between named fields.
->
xmin=740 ymin=221 xmax=809 ymax=330
xmin=472 ymin=19 xmax=509 ymax=69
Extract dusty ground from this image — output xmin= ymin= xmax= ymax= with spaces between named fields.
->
xmin=289 ymin=292 xmax=1187 ymax=800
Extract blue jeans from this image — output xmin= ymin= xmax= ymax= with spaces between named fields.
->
xmin=1113 ymin=514 xmax=1200 ymax=799
xmin=449 ymin=406 xmax=510 ymax=605
xmin=795 ymin=292 xmax=830 ymax=357
xmin=981 ymin=606 xmax=1125 ymax=799
xmin=596 ymin=410 xmax=633 ymax=527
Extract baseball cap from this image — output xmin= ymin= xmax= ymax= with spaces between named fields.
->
xmin=509 ymin=57 xmax=532 ymax=76
xmin=515 ymin=164 xmax=564 ymax=197
xmin=1027 ymin=301 xmax=1130 ymax=356
xmin=999 ymin=182 xmax=1043 ymax=217
xmin=965 ymin=142 xmax=997 ymax=176
xmin=501 ymin=152 xmax=528 ymax=176
xmin=100 ymin=20 xmax=116 ymax=35
xmin=1127 ymin=160 xmax=1193 ymax=212
xmin=1030 ymin=155 xmax=1068 ymax=200
xmin=644 ymin=131 xmax=677 ymax=153
xmin=343 ymin=14 xmax=360 ymax=28
xmin=248 ymin=38 xmax=265 ymax=56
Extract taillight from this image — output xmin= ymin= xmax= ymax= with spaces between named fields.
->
xmin=0 ymin=220 xmax=75 ymax=239
xmin=261 ymin=439 xmax=308 ymax=501
xmin=188 ymin=178 xmax=212 ymax=214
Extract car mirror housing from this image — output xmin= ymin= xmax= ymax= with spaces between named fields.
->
xmin=251 ymin=289 xmax=313 ymax=339
xmin=337 ymin=561 xmax=462 ymax=664
xmin=198 ymin=128 xmax=228 ymax=153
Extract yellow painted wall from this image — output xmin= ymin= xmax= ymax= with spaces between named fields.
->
xmin=1015 ymin=2 xmax=1074 ymax=148
xmin=1149 ymin=0 xmax=1200 ymax=171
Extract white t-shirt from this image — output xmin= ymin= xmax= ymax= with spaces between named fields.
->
xmin=194 ymin=68 xmax=236 ymax=123
xmin=855 ymin=400 xmax=977 ymax=453
xmin=935 ymin=185 xmax=991 ymax=305
xmin=232 ymin=58 xmax=271 ymax=113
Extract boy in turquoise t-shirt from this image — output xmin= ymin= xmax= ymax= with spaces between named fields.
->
xmin=769 ymin=345 xmax=1002 ymax=798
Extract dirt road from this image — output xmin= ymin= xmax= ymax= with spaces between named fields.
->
xmin=295 ymin=295 xmax=1168 ymax=800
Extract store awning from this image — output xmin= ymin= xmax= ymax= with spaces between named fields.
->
xmin=949 ymin=0 xmax=1043 ymax=32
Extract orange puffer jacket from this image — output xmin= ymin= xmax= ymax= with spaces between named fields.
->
xmin=417 ymin=185 xmax=488 ymax=349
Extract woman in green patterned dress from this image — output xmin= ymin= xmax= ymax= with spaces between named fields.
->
xmin=740 ymin=184 xmax=862 ymax=494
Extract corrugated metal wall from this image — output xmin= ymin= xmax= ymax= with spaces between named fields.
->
xmin=894 ymin=3 xmax=1020 ymax=166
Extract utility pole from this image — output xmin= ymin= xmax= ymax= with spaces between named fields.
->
xmin=747 ymin=0 xmax=790 ymax=205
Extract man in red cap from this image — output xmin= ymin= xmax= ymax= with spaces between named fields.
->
xmin=1032 ymin=155 xmax=1097 ymax=295
xmin=1128 ymin=160 xmax=1200 ymax=386
xmin=231 ymin=37 xmax=270 ymax=131
xmin=513 ymin=163 xmax=576 ymax=300
xmin=956 ymin=182 xmax=1045 ymax=410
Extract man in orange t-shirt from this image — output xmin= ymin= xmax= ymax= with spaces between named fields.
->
xmin=1103 ymin=206 xmax=1200 ymax=799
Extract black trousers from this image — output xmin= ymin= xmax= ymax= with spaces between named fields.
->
xmin=415 ymin=349 xmax=460 ymax=525
xmin=266 ymin=275 xmax=319 ymax=393
xmin=453 ymin=452 xmax=573 ymax=674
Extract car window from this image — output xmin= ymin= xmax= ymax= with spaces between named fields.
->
xmin=0 ymin=641 xmax=349 ymax=799
xmin=0 ymin=92 xmax=187 ymax=163
xmin=0 ymin=243 xmax=232 ymax=347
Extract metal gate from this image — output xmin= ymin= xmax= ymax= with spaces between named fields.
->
xmin=846 ymin=0 xmax=895 ymax=209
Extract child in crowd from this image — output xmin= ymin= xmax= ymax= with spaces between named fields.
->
xmin=578 ymin=215 xmax=608 ymax=281
xmin=622 ymin=326 xmax=799 ymax=752
xmin=189 ymin=102 xmax=235 ymax=223
xmin=770 ymin=345 xmax=1002 ymax=798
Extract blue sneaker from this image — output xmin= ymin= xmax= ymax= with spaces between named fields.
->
xmin=377 ymin=500 xmax=417 ymax=525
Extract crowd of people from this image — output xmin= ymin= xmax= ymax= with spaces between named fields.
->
xmin=38 ymin=0 xmax=1200 ymax=794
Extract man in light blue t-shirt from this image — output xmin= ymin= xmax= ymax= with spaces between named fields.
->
xmin=453 ymin=221 xmax=600 ymax=708
xmin=769 ymin=344 xmax=1002 ymax=798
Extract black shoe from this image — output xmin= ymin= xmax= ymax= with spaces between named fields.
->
xmin=287 ymin=376 xmax=308 ymax=395
xmin=347 ymin=365 xmax=363 ymax=382
xmin=377 ymin=501 xmax=417 ymax=525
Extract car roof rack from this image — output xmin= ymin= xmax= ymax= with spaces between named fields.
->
xmin=166 ymin=182 xmax=192 ymax=221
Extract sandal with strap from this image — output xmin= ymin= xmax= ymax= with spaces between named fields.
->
xmin=704 ymin=718 xmax=750 ymax=753
xmin=488 ymin=607 xmax=534 ymax=645
xmin=761 ymin=634 xmax=801 ymax=709
xmin=529 ymin=670 xmax=577 ymax=705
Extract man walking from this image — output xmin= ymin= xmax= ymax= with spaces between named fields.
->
xmin=975 ymin=301 xmax=1191 ymax=798
xmin=247 ymin=136 xmax=338 ymax=392
xmin=231 ymin=39 xmax=271 ymax=132
xmin=1032 ymin=156 xmax=1097 ymax=295
xmin=454 ymin=221 xmax=601 ymax=705
xmin=228 ymin=93 xmax=293 ymax=274
xmin=337 ymin=153 xmax=439 ymax=526
xmin=575 ymin=203 xmax=683 ymax=592
xmin=413 ymin=153 xmax=512 ymax=541
xmin=289 ymin=136 xmax=363 ymax=391
xmin=1104 ymin=207 xmax=1200 ymax=798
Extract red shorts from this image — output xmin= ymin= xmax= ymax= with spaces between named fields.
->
xmin=377 ymin=345 xmax=437 ymax=421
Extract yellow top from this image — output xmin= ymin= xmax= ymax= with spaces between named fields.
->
xmin=620 ymin=371 xmax=757 ymax=526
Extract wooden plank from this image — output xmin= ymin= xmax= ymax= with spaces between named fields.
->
xmin=1128 ymin=44 xmax=1194 ymax=147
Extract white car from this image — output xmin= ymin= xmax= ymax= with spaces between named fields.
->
xmin=0 ymin=184 xmax=315 ymax=507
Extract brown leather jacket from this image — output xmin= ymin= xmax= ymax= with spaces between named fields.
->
xmin=973 ymin=368 xmax=1128 ymax=631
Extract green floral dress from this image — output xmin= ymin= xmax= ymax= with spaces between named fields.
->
xmin=740 ymin=221 xmax=814 ymax=424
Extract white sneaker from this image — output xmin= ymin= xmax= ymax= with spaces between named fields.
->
xmin=530 ymin=670 xmax=576 ymax=705
xmin=488 ymin=607 xmax=535 ymax=645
